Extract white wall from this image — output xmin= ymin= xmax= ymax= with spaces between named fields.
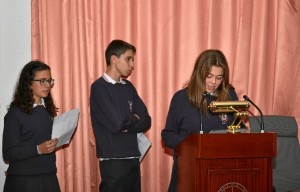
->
xmin=0 ymin=0 xmax=31 ymax=188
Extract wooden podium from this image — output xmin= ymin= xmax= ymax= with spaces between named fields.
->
xmin=177 ymin=133 xmax=276 ymax=192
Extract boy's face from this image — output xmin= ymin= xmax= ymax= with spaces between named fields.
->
xmin=113 ymin=49 xmax=135 ymax=78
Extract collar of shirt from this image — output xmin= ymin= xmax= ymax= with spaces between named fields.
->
xmin=103 ymin=73 xmax=126 ymax=85
xmin=33 ymin=98 xmax=46 ymax=108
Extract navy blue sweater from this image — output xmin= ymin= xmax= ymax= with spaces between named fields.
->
xmin=90 ymin=77 xmax=151 ymax=158
xmin=161 ymin=88 xmax=240 ymax=149
xmin=2 ymin=106 xmax=56 ymax=175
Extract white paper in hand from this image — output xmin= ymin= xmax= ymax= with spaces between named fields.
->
xmin=137 ymin=133 xmax=151 ymax=162
xmin=52 ymin=108 xmax=80 ymax=147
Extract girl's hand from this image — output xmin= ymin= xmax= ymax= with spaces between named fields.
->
xmin=38 ymin=138 xmax=58 ymax=154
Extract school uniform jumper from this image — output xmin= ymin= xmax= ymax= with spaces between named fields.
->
xmin=90 ymin=76 xmax=151 ymax=192
xmin=162 ymin=88 xmax=240 ymax=149
xmin=2 ymin=105 xmax=60 ymax=192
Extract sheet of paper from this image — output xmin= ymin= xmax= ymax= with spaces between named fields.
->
xmin=137 ymin=133 xmax=151 ymax=162
xmin=52 ymin=108 xmax=80 ymax=148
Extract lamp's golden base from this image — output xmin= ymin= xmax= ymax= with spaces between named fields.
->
xmin=227 ymin=125 xmax=241 ymax=134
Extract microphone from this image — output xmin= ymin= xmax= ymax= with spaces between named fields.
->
xmin=200 ymin=91 xmax=207 ymax=134
xmin=243 ymin=95 xmax=265 ymax=133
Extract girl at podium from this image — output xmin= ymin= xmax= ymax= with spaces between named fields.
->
xmin=161 ymin=49 xmax=243 ymax=191
xmin=161 ymin=49 xmax=242 ymax=149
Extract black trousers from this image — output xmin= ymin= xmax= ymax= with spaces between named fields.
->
xmin=99 ymin=158 xmax=141 ymax=192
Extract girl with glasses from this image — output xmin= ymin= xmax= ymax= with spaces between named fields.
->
xmin=2 ymin=60 xmax=60 ymax=192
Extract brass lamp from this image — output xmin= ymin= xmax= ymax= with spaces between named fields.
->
xmin=208 ymin=101 xmax=250 ymax=133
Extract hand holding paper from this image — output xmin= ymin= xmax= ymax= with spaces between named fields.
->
xmin=52 ymin=108 xmax=80 ymax=148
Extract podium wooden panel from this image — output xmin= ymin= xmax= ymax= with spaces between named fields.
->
xmin=177 ymin=133 xmax=276 ymax=192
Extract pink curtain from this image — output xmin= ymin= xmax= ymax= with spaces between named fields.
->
xmin=31 ymin=0 xmax=300 ymax=191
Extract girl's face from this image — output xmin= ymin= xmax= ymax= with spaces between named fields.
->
xmin=205 ymin=66 xmax=224 ymax=94
xmin=30 ymin=69 xmax=53 ymax=104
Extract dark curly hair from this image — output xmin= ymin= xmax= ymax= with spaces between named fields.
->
xmin=10 ymin=60 xmax=58 ymax=117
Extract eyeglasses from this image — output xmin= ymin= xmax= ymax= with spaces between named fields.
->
xmin=33 ymin=78 xmax=55 ymax=86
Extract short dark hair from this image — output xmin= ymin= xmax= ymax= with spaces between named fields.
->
xmin=105 ymin=40 xmax=136 ymax=66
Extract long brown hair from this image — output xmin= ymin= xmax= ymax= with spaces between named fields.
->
xmin=186 ymin=49 xmax=231 ymax=114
